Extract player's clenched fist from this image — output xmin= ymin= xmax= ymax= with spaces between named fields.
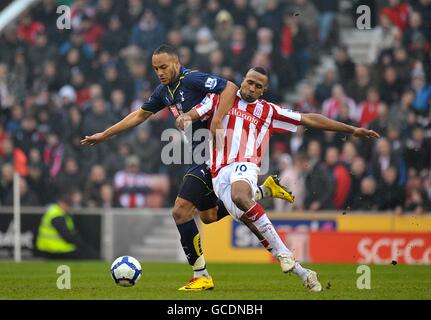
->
xmin=80 ymin=132 xmax=107 ymax=146
xmin=176 ymin=114 xmax=192 ymax=131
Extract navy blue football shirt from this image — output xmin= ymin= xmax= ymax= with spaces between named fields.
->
xmin=141 ymin=66 xmax=227 ymax=142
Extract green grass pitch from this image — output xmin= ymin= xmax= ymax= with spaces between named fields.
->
xmin=0 ymin=261 xmax=430 ymax=300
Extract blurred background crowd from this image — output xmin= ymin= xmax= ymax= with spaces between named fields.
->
xmin=0 ymin=0 xmax=430 ymax=213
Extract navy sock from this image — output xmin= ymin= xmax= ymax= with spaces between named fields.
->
xmin=216 ymin=199 xmax=230 ymax=221
xmin=176 ymin=219 xmax=202 ymax=266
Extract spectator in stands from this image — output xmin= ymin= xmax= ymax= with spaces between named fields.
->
xmin=121 ymin=0 xmax=145 ymax=32
xmin=334 ymin=46 xmax=355 ymax=85
xmin=225 ymin=26 xmax=253 ymax=75
xmin=389 ymin=90 xmax=415 ymax=136
xmin=313 ymin=0 xmax=338 ymax=49
xmin=369 ymin=13 xmax=399 ymax=63
xmin=324 ymin=146 xmax=351 ymax=210
xmin=403 ymin=11 xmax=430 ymax=61
xmin=393 ymin=47 xmax=412 ymax=83
xmin=27 ymin=163 xmax=50 ymax=205
xmin=380 ymin=0 xmax=410 ymax=32
xmin=303 ymin=146 xmax=334 ymax=210
xmin=28 ymin=31 xmax=56 ymax=77
xmin=295 ymin=83 xmax=319 ymax=113
xmin=4 ymin=176 xmax=41 ymax=206
xmin=404 ymin=126 xmax=431 ymax=173
xmin=129 ymin=124 xmax=161 ymax=173
xmin=275 ymin=153 xmax=306 ymax=212
xmin=340 ymin=141 xmax=358 ymax=167
xmin=0 ymin=138 xmax=28 ymax=176
xmin=130 ymin=9 xmax=165 ymax=56
xmin=54 ymin=158 xmax=82 ymax=193
xmin=315 ymin=68 xmax=337 ymax=104
xmin=346 ymin=64 xmax=374 ymax=104
xmin=370 ymin=137 xmax=406 ymax=184
xmin=369 ymin=102 xmax=390 ymax=136
xmin=379 ymin=66 xmax=404 ymax=106
xmin=0 ymin=163 xmax=14 ymax=205
xmin=59 ymin=30 xmax=94 ymax=61
xmin=322 ymin=84 xmax=357 ymax=121
xmin=289 ymin=0 xmax=319 ymax=42
xmin=358 ymin=87 xmax=380 ymax=128
xmin=17 ymin=12 xmax=45 ymax=45
xmin=411 ymin=71 xmax=431 ymax=116
xmin=213 ymin=10 xmax=234 ymax=50
xmin=194 ymin=27 xmax=219 ymax=71
xmin=207 ymin=49 xmax=225 ymax=76
xmin=13 ymin=116 xmax=43 ymax=155
xmin=351 ymin=176 xmax=379 ymax=211
xmin=43 ymin=133 xmax=64 ymax=178
xmin=410 ymin=0 xmax=431 ymax=31
xmin=95 ymin=0 xmax=116 ymax=30
xmin=101 ymin=15 xmax=129 ymax=56
xmin=346 ymin=156 xmax=367 ymax=209
xmin=84 ymin=165 xmax=108 ymax=207
xmin=377 ymin=166 xmax=405 ymax=213
xmin=280 ymin=13 xmax=311 ymax=81
xmin=114 ymin=155 xmax=169 ymax=208
xmin=259 ymin=0 xmax=284 ymax=32
xmin=99 ymin=183 xmax=119 ymax=208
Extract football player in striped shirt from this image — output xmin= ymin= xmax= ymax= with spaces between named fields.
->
xmin=177 ymin=67 xmax=380 ymax=291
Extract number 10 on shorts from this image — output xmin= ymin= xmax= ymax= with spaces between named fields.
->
xmin=235 ymin=164 xmax=248 ymax=173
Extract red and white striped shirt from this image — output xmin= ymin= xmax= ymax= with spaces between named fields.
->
xmin=194 ymin=91 xmax=302 ymax=177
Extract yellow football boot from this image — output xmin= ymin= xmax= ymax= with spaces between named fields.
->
xmin=178 ymin=277 xmax=214 ymax=291
xmin=262 ymin=175 xmax=295 ymax=203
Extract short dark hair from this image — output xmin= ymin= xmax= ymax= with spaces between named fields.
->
xmin=250 ymin=66 xmax=268 ymax=77
xmin=153 ymin=44 xmax=178 ymax=57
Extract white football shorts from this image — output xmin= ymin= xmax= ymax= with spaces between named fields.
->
xmin=212 ymin=162 xmax=260 ymax=220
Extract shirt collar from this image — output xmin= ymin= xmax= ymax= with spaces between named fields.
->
xmin=167 ymin=65 xmax=187 ymax=89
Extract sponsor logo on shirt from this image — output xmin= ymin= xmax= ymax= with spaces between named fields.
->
xmin=229 ymin=108 xmax=261 ymax=126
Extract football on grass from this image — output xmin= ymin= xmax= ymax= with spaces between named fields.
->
xmin=111 ymin=256 xmax=142 ymax=287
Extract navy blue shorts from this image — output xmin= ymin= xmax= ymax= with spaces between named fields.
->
xmin=178 ymin=164 xmax=218 ymax=211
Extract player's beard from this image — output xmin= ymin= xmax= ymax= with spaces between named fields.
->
xmin=240 ymin=91 xmax=257 ymax=103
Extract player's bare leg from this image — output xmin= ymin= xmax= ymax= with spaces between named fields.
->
xmin=230 ymin=180 xmax=295 ymax=272
xmin=173 ymin=197 xmax=214 ymax=291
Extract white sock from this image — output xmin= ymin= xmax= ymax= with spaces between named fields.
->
xmin=252 ymin=214 xmax=292 ymax=257
xmin=292 ymin=262 xmax=309 ymax=281
xmin=192 ymin=255 xmax=210 ymax=279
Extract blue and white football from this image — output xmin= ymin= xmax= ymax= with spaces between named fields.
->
xmin=111 ymin=256 xmax=142 ymax=287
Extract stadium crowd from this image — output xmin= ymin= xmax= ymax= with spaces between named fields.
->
xmin=0 ymin=0 xmax=430 ymax=213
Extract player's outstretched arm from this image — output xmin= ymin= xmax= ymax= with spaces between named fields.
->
xmin=300 ymin=113 xmax=380 ymax=138
xmin=80 ymin=109 xmax=152 ymax=146
xmin=209 ymin=81 xmax=238 ymax=135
